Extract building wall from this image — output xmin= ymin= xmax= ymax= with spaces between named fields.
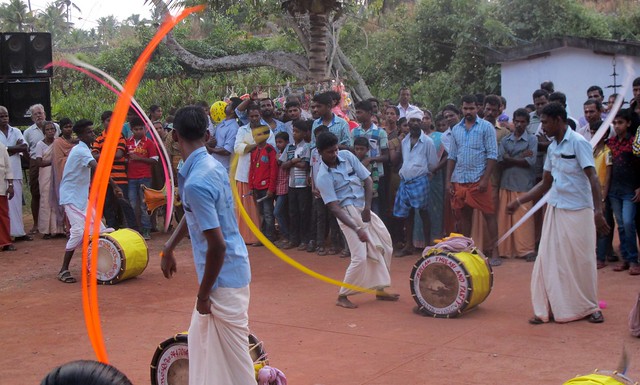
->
xmin=501 ymin=47 xmax=640 ymax=123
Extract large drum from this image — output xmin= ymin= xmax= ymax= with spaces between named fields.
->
xmin=564 ymin=370 xmax=637 ymax=384
xmin=410 ymin=249 xmax=493 ymax=318
xmin=150 ymin=332 xmax=267 ymax=385
xmin=90 ymin=228 xmax=149 ymax=285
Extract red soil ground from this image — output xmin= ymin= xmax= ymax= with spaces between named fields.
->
xmin=1 ymin=228 xmax=639 ymax=384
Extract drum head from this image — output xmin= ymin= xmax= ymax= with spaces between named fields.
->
xmin=150 ymin=333 xmax=189 ymax=385
xmin=95 ymin=237 xmax=123 ymax=283
xmin=150 ymin=332 xmax=267 ymax=385
xmin=410 ymin=253 xmax=471 ymax=318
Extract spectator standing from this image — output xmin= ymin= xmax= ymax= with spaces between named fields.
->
xmin=206 ymin=98 xmax=241 ymax=173
xmin=274 ymin=132 xmax=291 ymax=248
xmin=51 ymin=118 xmax=75 ymax=233
xmin=248 ymin=125 xmax=278 ymax=243
xmin=0 ymin=141 xmax=14 ymax=251
xmin=34 ymin=121 xmax=64 ymax=238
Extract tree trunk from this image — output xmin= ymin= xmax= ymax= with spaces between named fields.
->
xmin=308 ymin=12 xmax=328 ymax=81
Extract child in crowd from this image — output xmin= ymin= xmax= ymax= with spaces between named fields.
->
xmin=280 ymin=120 xmax=312 ymax=251
xmin=310 ymin=125 xmax=343 ymax=256
xmin=248 ymin=125 xmax=278 ymax=243
xmin=353 ymin=136 xmax=380 ymax=211
xmin=274 ymin=132 xmax=291 ymax=248
xmin=126 ymin=117 xmax=158 ymax=240
xmin=608 ymin=110 xmax=640 ymax=274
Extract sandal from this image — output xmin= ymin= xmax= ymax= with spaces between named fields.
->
xmin=528 ymin=316 xmax=545 ymax=325
xmin=14 ymin=235 xmax=33 ymax=242
xmin=57 ymin=270 xmax=77 ymax=284
xmin=327 ymin=247 xmax=338 ymax=255
xmin=340 ymin=249 xmax=350 ymax=258
xmin=596 ymin=261 xmax=607 ymax=269
xmin=587 ymin=311 xmax=604 ymax=323
xmin=42 ymin=234 xmax=52 ymax=240
xmin=317 ymin=247 xmax=327 ymax=256
xmin=2 ymin=244 xmax=16 ymax=251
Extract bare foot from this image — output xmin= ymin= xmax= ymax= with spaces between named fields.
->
xmin=336 ymin=296 xmax=358 ymax=309
xmin=376 ymin=291 xmax=400 ymax=301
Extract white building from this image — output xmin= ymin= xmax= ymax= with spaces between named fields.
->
xmin=487 ymin=37 xmax=640 ymax=118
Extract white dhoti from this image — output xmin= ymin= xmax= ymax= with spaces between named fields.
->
xmin=337 ymin=205 xmax=393 ymax=296
xmin=8 ymin=180 xmax=25 ymax=237
xmin=532 ymin=206 xmax=599 ymax=323
xmin=64 ymin=204 xmax=106 ymax=251
xmin=188 ymin=286 xmax=255 ymax=385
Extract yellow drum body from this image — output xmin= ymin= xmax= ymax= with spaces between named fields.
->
xmin=410 ymin=249 xmax=493 ymax=318
xmin=150 ymin=332 xmax=267 ymax=385
xmin=564 ymin=370 xmax=637 ymax=385
xmin=91 ymin=229 xmax=149 ymax=284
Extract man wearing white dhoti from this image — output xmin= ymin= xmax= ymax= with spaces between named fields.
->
xmin=507 ymin=102 xmax=609 ymax=324
xmin=161 ymin=106 xmax=254 ymax=385
xmin=315 ymin=132 xmax=399 ymax=309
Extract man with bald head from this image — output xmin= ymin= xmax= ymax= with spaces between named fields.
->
xmin=23 ymin=104 xmax=59 ymax=235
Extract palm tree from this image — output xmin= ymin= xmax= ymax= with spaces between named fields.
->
xmin=54 ymin=0 xmax=81 ymax=24
xmin=281 ymin=0 xmax=343 ymax=81
xmin=96 ymin=15 xmax=119 ymax=45
xmin=0 ymin=0 xmax=35 ymax=32
xmin=35 ymin=3 xmax=69 ymax=41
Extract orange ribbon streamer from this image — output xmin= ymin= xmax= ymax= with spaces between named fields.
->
xmin=80 ymin=5 xmax=205 ymax=363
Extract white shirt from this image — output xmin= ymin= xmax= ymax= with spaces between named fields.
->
xmin=396 ymin=103 xmax=420 ymax=119
xmin=233 ymin=124 xmax=275 ymax=183
xmin=0 ymin=126 xmax=25 ymax=180
xmin=576 ymin=122 xmax=614 ymax=142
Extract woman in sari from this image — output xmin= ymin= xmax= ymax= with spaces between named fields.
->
xmin=36 ymin=122 xmax=65 ymax=238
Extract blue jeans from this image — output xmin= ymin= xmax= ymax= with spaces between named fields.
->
xmin=274 ymin=194 xmax=289 ymax=240
xmin=127 ymin=178 xmax=152 ymax=231
xmin=609 ymin=192 xmax=638 ymax=263
xmin=255 ymin=189 xmax=275 ymax=241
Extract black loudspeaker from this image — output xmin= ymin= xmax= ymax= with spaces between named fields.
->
xmin=0 ymin=32 xmax=52 ymax=78
xmin=0 ymin=79 xmax=51 ymax=127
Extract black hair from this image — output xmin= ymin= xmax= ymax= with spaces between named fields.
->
xmin=275 ymin=131 xmax=289 ymax=142
xmin=385 ymin=105 xmax=400 ymax=116
xmin=614 ymin=109 xmax=631 ymax=122
xmin=525 ymin=104 xmax=535 ymax=112
xmin=246 ymin=103 xmax=261 ymax=114
xmin=541 ymin=102 xmax=567 ymax=122
xmin=532 ymin=89 xmax=549 ymax=101
xmin=100 ymin=111 xmax=112 ymax=123
xmin=173 ymin=105 xmax=208 ymax=141
xmin=484 ymin=94 xmax=501 ymax=107
xmin=42 ymin=120 xmax=56 ymax=130
xmin=41 ymin=360 xmax=133 ymax=385
xmin=540 ymin=81 xmax=555 ymax=93
xmin=353 ymin=136 xmax=369 ymax=148
xmin=513 ymin=108 xmax=530 ymax=122
xmin=59 ymin=117 xmax=73 ymax=127
xmin=259 ymin=98 xmax=274 ymax=106
xmin=366 ymin=97 xmax=379 ymax=105
xmin=195 ymin=101 xmax=209 ymax=109
xmin=354 ymin=100 xmax=373 ymax=113
xmin=633 ymin=77 xmax=640 ymax=87
xmin=149 ymin=104 xmax=161 ymax=113
xmin=229 ymin=97 xmax=242 ymax=111
xmin=500 ymin=96 xmax=507 ymax=107
xmin=326 ymin=91 xmax=341 ymax=105
xmin=285 ymin=101 xmax=300 ymax=109
xmin=399 ymin=87 xmax=410 ymax=94
xmin=442 ymin=104 xmax=460 ymax=116
xmin=312 ymin=92 xmax=333 ymax=107
xmin=587 ymin=85 xmax=604 ymax=97
xmin=398 ymin=117 xmax=407 ymax=126
xmin=292 ymin=119 xmax=312 ymax=132
xmin=313 ymin=124 xmax=329 ymax=136
xmin=461 ymin=95 xmax=477 ymax=105
xmin=549 ymin=92 xmax=567 ymax=106
xmin=584 ymin=98 xmax=603 ymax=112
xmin=316 ymin=132 xmax=338 ymax=152
xmin=129 ymin=116 xmax=144 ymax=128
xmin=474 ymin=93 xmax=485 ymax=104
xmin=72 ymin=119 xmax=93 ymax=136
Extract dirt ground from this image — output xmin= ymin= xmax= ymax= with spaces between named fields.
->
xmin=1 ymin=222 xmax=640 ymax=385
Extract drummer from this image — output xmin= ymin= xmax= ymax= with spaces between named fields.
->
xmin=314 ymin=132 xmax=399 ymax=309
xmin=57 ymin=120 xmax=111 ymax=284
xmin=161 ymin=105 xmax=255 ymax=384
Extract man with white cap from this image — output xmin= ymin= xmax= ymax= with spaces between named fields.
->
xmin=394 ymin=109 xmax=439 ymax=257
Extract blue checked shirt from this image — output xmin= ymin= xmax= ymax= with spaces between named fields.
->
xmin=312 ymin=114 xmax=352 ymax=147
xmin=448 ymin=117 xmax=498 ymax=183
xmin=351 ymin=123 xmax=388 ymax=177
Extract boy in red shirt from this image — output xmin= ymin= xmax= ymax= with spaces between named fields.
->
xmin=126 ymin=117 xmax=158 ymax=240
xmin=248 ymin=125 xmax=278 ymax=243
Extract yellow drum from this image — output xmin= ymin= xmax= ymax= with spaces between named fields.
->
xmin=564 ymin=370 xmax=638 ymax=384
xmin=410 ymin=248 xmax=493 ymax=318
xmin=90 ymin=229 xmax=148 ymax=285
xmin=150 ymin=332 xmax=267 ymax=385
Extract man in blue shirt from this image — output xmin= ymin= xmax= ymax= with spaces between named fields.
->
xmin=507 ymin=102 xmax=609 ymax=325
xmin=310 ymin=92 xmax=352 ymax=149
xmin=315 ymin=132 xmax=399 ymax=309
xmin=161 ymin=106 xmax=255 ymax=385
xmin=445 ymin=95 xmax=501 ymax=266
xmin=206 ymin=97 xmax=241 ymax=172
xmin=57 ymin=119 xmax=109 ymax=283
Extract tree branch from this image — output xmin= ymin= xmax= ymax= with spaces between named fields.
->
xmin=164 ymin=32 xmax=309 ymax=79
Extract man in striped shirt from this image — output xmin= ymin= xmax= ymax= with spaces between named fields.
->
xmin=445 ymin=95 xmax=501 ymax=266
